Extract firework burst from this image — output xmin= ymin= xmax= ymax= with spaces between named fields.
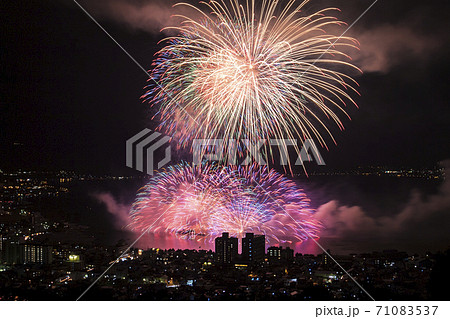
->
xmin=129 ymin=163 xmax=322 ymax=244
xmin=144 ymin=0 xmax=360 ymax=160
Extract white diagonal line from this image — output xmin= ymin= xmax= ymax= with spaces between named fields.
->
xmin=72 ymin=0 xmax=200 ymax=127
xmin=252 ymin=178 xmax=376 ymax=301
xmin=277 ymin=2 xmax=380 ymax=300
xmin=72 ymin=0 xmax=151 ymax=77
xmin=76 ymin=184 xmax=194 ymax=301
xmin=300 ymin=0 xmax=379 ymax=78
xmin=76 ymin=226 xmax=150 ymax=301
xmin=257 ymin=0 xmax=379 ymax=300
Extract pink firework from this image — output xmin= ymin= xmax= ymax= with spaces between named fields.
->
xmin=129 ymin=163 xmax=322 ymax=244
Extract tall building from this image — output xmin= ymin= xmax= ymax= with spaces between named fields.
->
xmin=267 ymin=246 xmax=294 ymax=264
xmin=0 ymin=236 xmax=5 ymax=252
xmin=282 ymin=246 xmax=294 ymax=262
xmin=267 ymin=246 xmax=282 ymax=262
xmin=242 ymin=233 xmax=265 ymax=264
xmin=23 ymin=244 xmax=53 ymax=264
xmin=1 ymin=240 xmax=21 ymax=264
xmin=1 ymin=241 xmax=52 ymax=265
xmin=215 ymin=232 xmax=238 ymax=264
xmin=321 ymin=249 xmax=332 ymax=268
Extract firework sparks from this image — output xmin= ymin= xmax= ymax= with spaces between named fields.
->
xmin=129 ymin=163 xmax=322 ymax=244
xmin=144 ymin=0 xmax=360 ymax=163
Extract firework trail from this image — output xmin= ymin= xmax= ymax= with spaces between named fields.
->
xmin=129 ymin=163 xmax=322 ymax=244
xmin=144 ymin=0 xmax=360 ymax=163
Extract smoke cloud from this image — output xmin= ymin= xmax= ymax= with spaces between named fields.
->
xmin=91 ymin=160 xmax=450 ymax=253
xmin=77 ymin=0 xmax=444 ymax=73
xmin=79 ymin=0 xmax=196 ymax=34
xmin=349 ymin=25 xmax=439 ymax=73
xmin=316 ymin=161 xmax=450 ymax=253
xmin=92 ymin=192 xmax=131 ymax=228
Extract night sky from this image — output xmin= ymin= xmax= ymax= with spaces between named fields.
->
xmin=1 ymin=0 xmax=449 ymax=174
